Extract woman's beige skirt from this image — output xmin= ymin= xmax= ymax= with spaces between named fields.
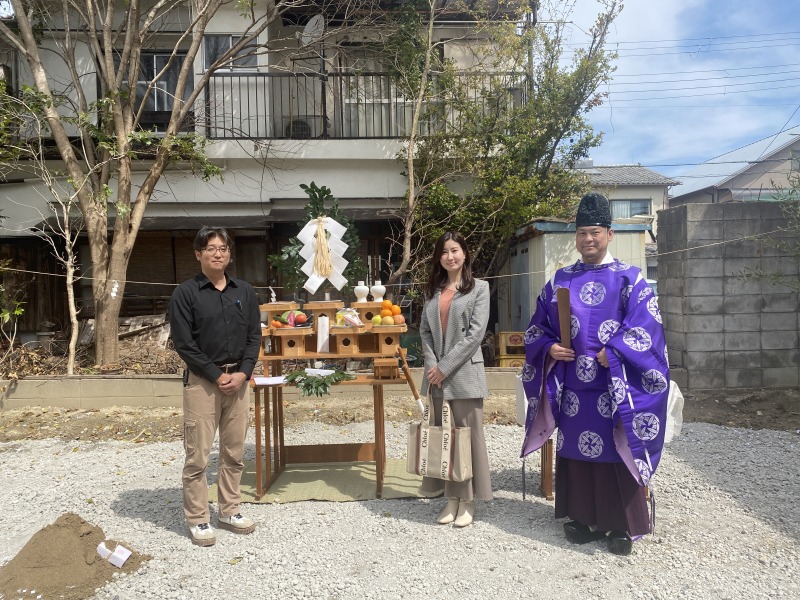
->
xmin=420 ymin=395 xmax=493 ymax=501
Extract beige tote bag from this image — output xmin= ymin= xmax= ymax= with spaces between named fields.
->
xmin=406 ymin=397 xmax=473 ymax=482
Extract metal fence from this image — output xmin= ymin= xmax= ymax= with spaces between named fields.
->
xmin=203 ymin=71 xmax=528 ymax=140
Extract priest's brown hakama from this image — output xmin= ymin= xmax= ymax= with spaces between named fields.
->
xmin=555 ymin=456 xmax=651 ymax=537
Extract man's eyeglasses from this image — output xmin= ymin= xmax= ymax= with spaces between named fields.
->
xmin=201 ymin=246 xmax=230 ymax=254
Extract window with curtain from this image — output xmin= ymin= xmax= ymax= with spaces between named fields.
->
xmin=204 ymin=35 xmax=258 ymax=70
xmin=611 ymin=199 xmax=651 ymax=219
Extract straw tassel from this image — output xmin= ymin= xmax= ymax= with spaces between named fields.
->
xmin=313 ymin=216 xmax=333 ymax=277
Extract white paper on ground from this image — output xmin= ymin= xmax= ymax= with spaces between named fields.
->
xmin=97 ymin=542 xmax=132 ymax=568
xmin=96 ymin=542 xmax=112 ymax=560
xmin=253 ymin=376 xmax=286 ymax=386
xmin=316 ymin=315 xmax=330 ymax=352
xmin=108 ymin=544 xmax=132 ymax=568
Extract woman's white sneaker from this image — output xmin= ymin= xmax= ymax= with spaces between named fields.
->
xmin=218 ymin=513 xmax=256 ymax=535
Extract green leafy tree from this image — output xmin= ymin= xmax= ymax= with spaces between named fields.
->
xmin=268 ymin=182 xmax=367 ymax=298
xmin=380 ymin=0 xmax=620 ymax=285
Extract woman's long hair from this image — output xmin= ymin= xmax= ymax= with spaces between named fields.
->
xmin=425 ymin=231 xmax=476 ymax=299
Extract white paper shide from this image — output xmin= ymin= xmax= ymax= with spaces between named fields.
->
xmin=297 ymin=217 xmax=349 ymax=294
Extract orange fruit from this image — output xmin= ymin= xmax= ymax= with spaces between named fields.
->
xmin=381 ymin=299 xmax=393 ymax=310
xmin=380 ymin=308 xmax=393 ymax=318
xmin=390 ymin=304 xmax=401 ymax=315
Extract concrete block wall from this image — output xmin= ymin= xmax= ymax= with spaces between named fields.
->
xmin=659 ymin=202 xmax=800 ymax=390
xmin=0 ymin=368 xmax=521 ymax=410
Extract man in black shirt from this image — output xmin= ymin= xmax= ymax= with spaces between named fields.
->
xmin=169 ymin=226 xmax=261 ymax=546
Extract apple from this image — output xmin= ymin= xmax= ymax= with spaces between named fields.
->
xmin=393 ymin=314 xmax=405 ymax=325
xmin=381 ymin=316 xmax=395 ymax=326
xmin=371 ymin=315 xmax=383 ymax=326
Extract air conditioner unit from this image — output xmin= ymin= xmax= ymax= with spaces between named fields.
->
xmin=286 ymin=118 xmax=312 ymax=139
xmin=281 ymin=115 xmax=323 ymax=139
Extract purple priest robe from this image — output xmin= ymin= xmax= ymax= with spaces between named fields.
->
xmin=520 ymin=258 xmax=669 ymax=486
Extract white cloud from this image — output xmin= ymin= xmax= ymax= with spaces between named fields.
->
xmin=551 ymin=1 xmax=800 ymax=177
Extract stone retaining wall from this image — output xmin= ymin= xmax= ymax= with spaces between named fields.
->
xmin=0 ymin=368 xmax=520 ymax=410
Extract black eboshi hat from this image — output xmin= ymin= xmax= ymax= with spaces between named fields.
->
xmin=575 ymin=192 xmax=612 ymax=228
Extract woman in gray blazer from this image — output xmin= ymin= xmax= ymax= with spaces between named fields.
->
xmin=419 ymin=231 xmax=493 ymax=528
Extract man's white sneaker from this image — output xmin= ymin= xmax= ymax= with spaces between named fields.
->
xmin=189 ymin=523 xmax=216 ymax=547
xmin=218 ymin=513 xmax=256 ymax=535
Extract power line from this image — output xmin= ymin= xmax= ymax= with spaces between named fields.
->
xmin=4 ymin=227 xmax=797 ymax=288
xmin=591 ymin=104 xmax=799 ymax=109
xmin=560 ymin=30 xmax=800 ymax=47
xmin=608 ymin=68 xmax=800 ymax=86
xmin=559 ymin=41 xmax=800 ymax=59
xmin=606 ymin=75 xmax=800 ymax=96
xmin=602 ymin=81 xmax=800 ymax=102
xmin=610 ymin=62 xmax=800 ymax=78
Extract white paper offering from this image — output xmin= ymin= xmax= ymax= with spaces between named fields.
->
xmin=303 ymin=272 xmax=326 ymax=294
xmin=316 ymin=315 xmax=330 ymax=353
xmin=253 ymin=376 xmax=286 ymax=386
xmin=327 ymin=270 xmax=347 ymax=290
xmin=305 ymin=368 xmax=335 ymax=376
xmin=297 ymin=216 xmax=350 ymax=293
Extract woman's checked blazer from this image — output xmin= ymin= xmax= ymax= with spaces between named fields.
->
xmin=419 ymin=278 xmax=490 ymax=401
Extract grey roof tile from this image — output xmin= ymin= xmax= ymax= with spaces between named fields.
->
xmin=578 ymin=164 xmax=681 ymax=186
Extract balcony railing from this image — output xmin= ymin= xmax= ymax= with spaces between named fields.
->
xmin=203 ymin=71 xmax=528 ymax=140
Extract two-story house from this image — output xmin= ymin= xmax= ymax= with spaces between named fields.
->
xmin=0 ymin=1 xmax=532 ymax=332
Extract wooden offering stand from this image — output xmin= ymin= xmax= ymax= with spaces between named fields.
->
xmin=252 ymin=300 xmax=413 ymax=500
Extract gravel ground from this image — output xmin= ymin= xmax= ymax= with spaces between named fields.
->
xmin=1 ymin=422 xmax=798 ymax=599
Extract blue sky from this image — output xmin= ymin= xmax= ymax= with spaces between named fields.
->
xmin=554 ymin=1 xmax=800 ymax=180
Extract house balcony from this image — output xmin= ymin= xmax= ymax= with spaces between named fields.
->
xmin=202 ymin=71 xmax=528 ymax=141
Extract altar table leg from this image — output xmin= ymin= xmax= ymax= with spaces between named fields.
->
xmin=254 ymin=388 xmax=263 ymax=499
xmin=373 ymin=384 xmax=386 ymax=498
xmin=276 ymin=387 xmax=285 ymax=471
xmin=264 ymin=388 xmax=272 ymax=492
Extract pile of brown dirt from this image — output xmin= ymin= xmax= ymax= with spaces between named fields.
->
xmin=0 ymin=513 xmax=150 ymax=600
